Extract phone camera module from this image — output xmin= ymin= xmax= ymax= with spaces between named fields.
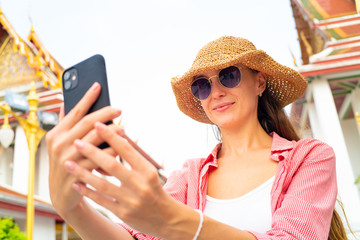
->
xmin=63 ymin=71 xmax=71 ymax=81
xmin=64 ymin=80 xmax=71 ymax=90
xmin=63 ymin=69 xmax=78 ymax=91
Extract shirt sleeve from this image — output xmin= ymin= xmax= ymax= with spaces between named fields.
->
xmin=250 ymin=139 xmax=338 ymax=240
xmin=119 ymin=159 xmax=193 ymax=239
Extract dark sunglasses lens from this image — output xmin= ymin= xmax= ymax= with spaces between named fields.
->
xmin=191 ymin=78 xmax=211 ymax=100
xmin=219 ymin=66 xmax=241 ymax=88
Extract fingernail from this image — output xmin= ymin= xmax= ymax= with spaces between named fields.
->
xmin=74 ymin=139 xmax=85 ymax=149
xmin=72 ymin=183 xmax=81 ymax=192
xmin=64 ymin=161 xmax=76 ymax=172
xmin=115 ymin=108 xmax=122 ymax=115
xmin=91 ymin=82 xmax=100 ymax=91
xmin=95 ymin=122 xmax=106 ymax=130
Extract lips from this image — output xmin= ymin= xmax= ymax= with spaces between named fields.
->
xmin=213 ymin=102 xmax=234 ymax=111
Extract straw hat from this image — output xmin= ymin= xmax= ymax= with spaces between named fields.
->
xmin=171 ymin=36 xmax=307 ymax=124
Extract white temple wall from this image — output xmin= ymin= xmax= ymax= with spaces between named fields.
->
xmin=340 ymin=118 xmax=360 ymax=180
xmin=12 ymin=125 xmax=29 ymax=194
xmin=0 ymin=147 xmax=13 ymax=186
xmin=307 ymin=103 xmax=323 ymax=139
xmin=352 ymin=88 xmax=360 ymax=136
xmin=33 ymin=215 xmax=56 ymax=240
xmin=35 ymin=139 xmax=50 ymax=201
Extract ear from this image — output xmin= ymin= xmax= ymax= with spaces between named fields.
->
xmin=257 ymin=72 xmax=267 ymax=94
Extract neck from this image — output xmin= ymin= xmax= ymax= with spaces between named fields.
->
xmin=218 ymin=115 xmax=273 ymax=159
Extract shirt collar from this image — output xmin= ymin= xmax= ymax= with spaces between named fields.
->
xmin=269 ymin=132 xmax=295 ymax=162
xmin=201 ymin=132 xmax=295 ymax=167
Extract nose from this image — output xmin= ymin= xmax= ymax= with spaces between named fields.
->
xmin=210 ymin=77 xmax=226 ymax=99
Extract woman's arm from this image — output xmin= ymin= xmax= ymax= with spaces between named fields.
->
xmin=62 ymin=198 xmax=134 ymax=240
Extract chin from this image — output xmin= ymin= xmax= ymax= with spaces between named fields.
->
xmin=211 ymin=117 xmax=240 ymax=129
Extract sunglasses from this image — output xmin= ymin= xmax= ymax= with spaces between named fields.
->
xmin=190 ymin=66 xmax=241 ymax=100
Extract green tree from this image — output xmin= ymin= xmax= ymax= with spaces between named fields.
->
xmin=0 ymin=217 xmax=26 ymax=240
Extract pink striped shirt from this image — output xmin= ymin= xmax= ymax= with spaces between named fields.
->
xmin=122 ymin=132 xmax=337 ymax=239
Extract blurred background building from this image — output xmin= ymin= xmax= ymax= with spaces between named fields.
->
xmin=290 ymin=0 xmax=360 ymax=236
xmin=0 ymin=7 xmax=65 ymax=240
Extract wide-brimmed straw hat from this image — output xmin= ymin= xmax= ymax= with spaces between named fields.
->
xmin=171 ymin=36 xmax=307 ymax=124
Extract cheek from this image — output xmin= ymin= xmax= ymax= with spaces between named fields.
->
xmin=200 ymin=100 xmax=211 ymax=115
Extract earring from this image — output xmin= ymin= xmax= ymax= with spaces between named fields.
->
xmin=259 ymin=91 xmax=262 ymax=97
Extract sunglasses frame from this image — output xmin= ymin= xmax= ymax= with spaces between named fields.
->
xmin=190 ymin=66 xmax=242 ymax=100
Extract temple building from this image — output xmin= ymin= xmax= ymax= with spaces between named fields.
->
xmin=0 ymin=7 xmax=65 ymax=240
xmin=290 ymin=0 xmax=360 ymax=235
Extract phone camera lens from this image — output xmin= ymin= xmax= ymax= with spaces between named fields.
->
xmin=63 ymin=71 xmax=71 ymax=81
xmin=64 ymin=80 xmax=71 ymax=90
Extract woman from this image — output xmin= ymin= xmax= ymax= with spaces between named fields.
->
xmin=47 ymin=36 xmax=345 ymax=239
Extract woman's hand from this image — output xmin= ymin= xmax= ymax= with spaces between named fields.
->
xmin=63 ymin=121 xmax=188 ymax=238
xmin=46 ymin=82 xmax=122 ymax=219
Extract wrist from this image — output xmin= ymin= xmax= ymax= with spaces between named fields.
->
xmin=60 ymin=198 xmax=89 ymax=223
xmin=193 ymin=210 xmax=203 ymax=240
xmin=162 ymin=199 xmax=201 ymax=240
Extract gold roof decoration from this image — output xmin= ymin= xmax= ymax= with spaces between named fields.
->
xmin=0 ymin=8 xmax=63 ymax=89
xmin=0 ymin=36 xmax=40 ymax=89
xmin=28 ymin=26 xmax=64 ymax=88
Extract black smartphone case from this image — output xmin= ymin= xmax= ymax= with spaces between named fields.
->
xmin=62 ymin=54 xmax=111 ymax=149
xmin=63 ymin=54 xmax=111 ymax=115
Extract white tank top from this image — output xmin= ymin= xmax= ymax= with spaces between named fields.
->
xmin=203 ymin=176 xmax=274 ymax=234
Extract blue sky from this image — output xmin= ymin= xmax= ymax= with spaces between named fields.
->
xmin=2 ymin=0 xmax=301 ymax=174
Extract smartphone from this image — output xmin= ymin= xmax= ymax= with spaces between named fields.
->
xmin=62 ymin=54 xmax=111 ymax=114
xmin=62 ymin=54 xmax=111 ymax=148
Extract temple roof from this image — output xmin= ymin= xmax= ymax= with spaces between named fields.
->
xmin=298 ymin=0 xmax=356 ymax=20
xmin=27 ymin=27 xmax=64 ymax=86
xmin=298 ymin=37 xmax=360 ymax=76
xmin=290 ymin=0 xmax=360 ymax=125
xmin=291 ymin=0 xmax=360 ymax=65
xmin=0 ymin=8 xmax=63 ymax=90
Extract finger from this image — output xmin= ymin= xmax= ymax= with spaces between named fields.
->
xmin=95 ymin=148 xmax=119 ymax=176
xmin=68 ymin=124 xmax=123 ymax=161
xmin=76 ymin=146 xmax=117 ymax=172
xmin=95 ymin=122 xmax=153 ymax=172
xmin=65 ymin=107 xmax=121 ymax=145
xmin=81 ymin=124 xmax=124 ymax=150
xmin=65 ymin=160 xmax=122 ymax=200
xmin=58 ymin=82 xmax=101 ymax=131
xmin=59 ymin=103 xmax=65 ymax=122
xmin=73 ymin=139 xmax=131 ymax=182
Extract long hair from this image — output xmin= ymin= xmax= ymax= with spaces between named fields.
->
xmin=213 ymin=84 xmax=351 ymax=239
